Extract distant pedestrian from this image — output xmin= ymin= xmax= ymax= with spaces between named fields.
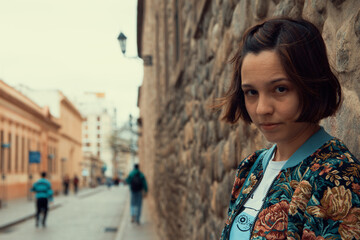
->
xmin=114 ymin=177 xmax=120 ymax=186
xmin=73 ymin=175 xmax=79 ymax=194
xmin=126 ymin=164 xmax=148 ymax=224
xmin=104 ymin=177 xmax=111 ymax=189
xmin=63 ymin=175 xmax=70 ymax=195
xmin=31 ymin=172 xmax=53 ymax=227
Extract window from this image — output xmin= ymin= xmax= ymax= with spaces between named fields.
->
xmin=48 ymin=146 xmax=51 ymax=173
xmin=0 ymin=130 xmax=3 ymax=172
xmin=54 ymin=148 xmax=57 ymax=173
xmin=8 ymin=133 xmax=11 ymax=172
xmin=37 ymin=141 xmax=40 ymax=173
xmin=15 ymin=135 xmax=18 ymax=172
xmin=22 ymin=137 xmax=25 ymax=173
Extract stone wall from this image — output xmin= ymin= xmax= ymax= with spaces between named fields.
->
xmin=137 ymin=0 xmax=360 ymax=239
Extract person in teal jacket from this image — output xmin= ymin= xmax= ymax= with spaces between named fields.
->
xmin=126 ymin=164 xmax=148 ymax=224
xmin=31 ymin=171 xmax=53 ymax=227
xmin=215 ymin=17 xmax=360 ymax=239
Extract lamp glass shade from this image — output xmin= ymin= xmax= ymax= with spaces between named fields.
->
xmin=117 ymin=32 xmax=127 ymax=54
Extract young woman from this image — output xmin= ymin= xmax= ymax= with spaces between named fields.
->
xmin=217 ymin=17 xmax=360 ymax=240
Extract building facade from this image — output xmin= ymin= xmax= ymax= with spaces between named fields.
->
xmin=81 ymin=151 xmax=104 ymax=187
xmin=75 ymin=93 xmax=116 ymax=179
xmin=111 ymin=118 xmax=139 ymax=180
xmin=14 ymin=86 xmax=84 ymax=191
xmin=136 ymin=0 xmax=360 ymax=239
xmin=57 ymin=93 xmax=83 ymax=188
xmin=0 ymin=80 xmax=61 ymax=204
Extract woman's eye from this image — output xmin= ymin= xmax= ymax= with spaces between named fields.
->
xmin=275 ymin=86 xmax=287 ymax=93
xmin=244 ymin=89 xmax=257 ymax=96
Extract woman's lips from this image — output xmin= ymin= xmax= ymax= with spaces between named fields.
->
xmin=259 ymin=123 xmax=280 ymax=131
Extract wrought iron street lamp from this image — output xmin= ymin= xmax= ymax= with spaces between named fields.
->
xmin=117 ymin=32 xmax=127 ymax=54
xmin=117 ymin=32 xmax=150 ymax=63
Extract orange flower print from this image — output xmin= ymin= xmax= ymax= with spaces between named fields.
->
xmin=302 ymin=229 xmax=325 ymax=240
xmin=352 ymin=183 xmax=360 ymax=196
xmin=242 ymin=173 xmax=257 ymax=194
xmin=253 ymin=201 xmax=289 ymax=240
xmin=289 ymin=181 xmax=312 ymax=215
xmin=310 ymin=163 xmax=320 ymax=172
xmin=307 ymin=186 xmax=352 ymax=221
xmin=231 ymin=177 xmax=245 ymax=199
xmin=339 ymin=207 xmax=360 ymax=240
xmin=319 ymin=164 xmax=332 ymax=176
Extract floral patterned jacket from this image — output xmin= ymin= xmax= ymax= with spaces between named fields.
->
xmin=220 ymin=128 xmax=360 ymax=240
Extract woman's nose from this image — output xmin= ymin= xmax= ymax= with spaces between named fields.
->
xmin=256 ymin=95 xmax=273 ymax=115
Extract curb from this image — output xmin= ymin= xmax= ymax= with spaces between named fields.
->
xmin=0 ymin=203 xmax=62 ymax=231
xmin=0 ymin=187 xmax=104 ymax=232
xmin=114 ymin=190 xmax=130 ymax=240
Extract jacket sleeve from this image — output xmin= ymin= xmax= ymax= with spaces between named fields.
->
xmin=30 ymin=183 xmax=36 ymax=192
xmin=302 ymin=160 xmax=360 ymax=239
xmin=48 ymin=190 xmax=54 ymax=201
xmin=48 ymin=182 xmax=54 ymax=201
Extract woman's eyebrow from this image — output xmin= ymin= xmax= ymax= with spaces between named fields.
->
xmin=241 ymin=78 xmax=288 ymax=88
xmin=269 ymin=78 xmax=288 ymax=84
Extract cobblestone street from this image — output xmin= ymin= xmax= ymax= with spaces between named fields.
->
xmin=0 ymin=186 xmax=129 ymax=240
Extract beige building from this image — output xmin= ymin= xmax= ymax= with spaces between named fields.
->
xmin=14 ymin=87 xmax=84 ymax=187
xmin=81 ymin=151 xmax=104 ymax=187
xmin=0 ymin=80 xmax=60 ymax=203
xmin=57 ymin=92 xmax=83 ymax=188
xmin=0 ymin=81 xmax=84 ymax=204
xmin=75 ymin=93 xmax=116 ymax=179
xmin=111 ymin=120 xmax=138 ymax=180
xmin=136 ymin=0 xmax=360 ymax=239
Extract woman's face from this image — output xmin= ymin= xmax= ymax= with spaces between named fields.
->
xmin=241 ymin=50 xmax=312 ymax=145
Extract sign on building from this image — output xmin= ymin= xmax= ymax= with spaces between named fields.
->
xmin=1 ymin=143 xmax=10 ymax=148
xmin=29 ymin=151 xmax=41 ymax=163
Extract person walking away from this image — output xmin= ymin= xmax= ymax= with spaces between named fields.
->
xmin=31 ymin=172 xmax=53 ymax=227
xmin=73 ymin=175 xmax=79 ymax=194
xmin=126 ymin=164 xmax=148 ymax=224
xmin=63 ymin=175 xmax=70 ymax=195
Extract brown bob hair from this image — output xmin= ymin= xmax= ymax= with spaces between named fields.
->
xmin=218 ymin=17 xmax=342 ymax=124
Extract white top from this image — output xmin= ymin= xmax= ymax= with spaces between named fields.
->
xmin=230 ymin=154 xmax=287 ymax=239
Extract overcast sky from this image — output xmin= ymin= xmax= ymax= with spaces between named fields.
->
xmin=0 ymin=0 xmax=143 ymax=126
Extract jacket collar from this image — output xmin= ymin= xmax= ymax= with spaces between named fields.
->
xmin=261 ymin=127 xmax=333 ymax=170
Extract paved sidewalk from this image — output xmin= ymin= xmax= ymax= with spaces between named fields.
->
xmin=115 ymin=196 xmax=159 ymax=240
xmin=0 ymin=186 xmax=104 ymax=230
xmin=0 ymin=186 xmax=160 ymax=240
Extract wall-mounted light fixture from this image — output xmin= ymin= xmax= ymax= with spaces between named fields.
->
xmin=117 ymin=32 xmax=152 ymax=66
xmin=117 ymin=32 xmax=127 ymax=54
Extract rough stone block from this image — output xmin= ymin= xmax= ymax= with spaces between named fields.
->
xmin=254 ymin=0 xmax=269 ymax=19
